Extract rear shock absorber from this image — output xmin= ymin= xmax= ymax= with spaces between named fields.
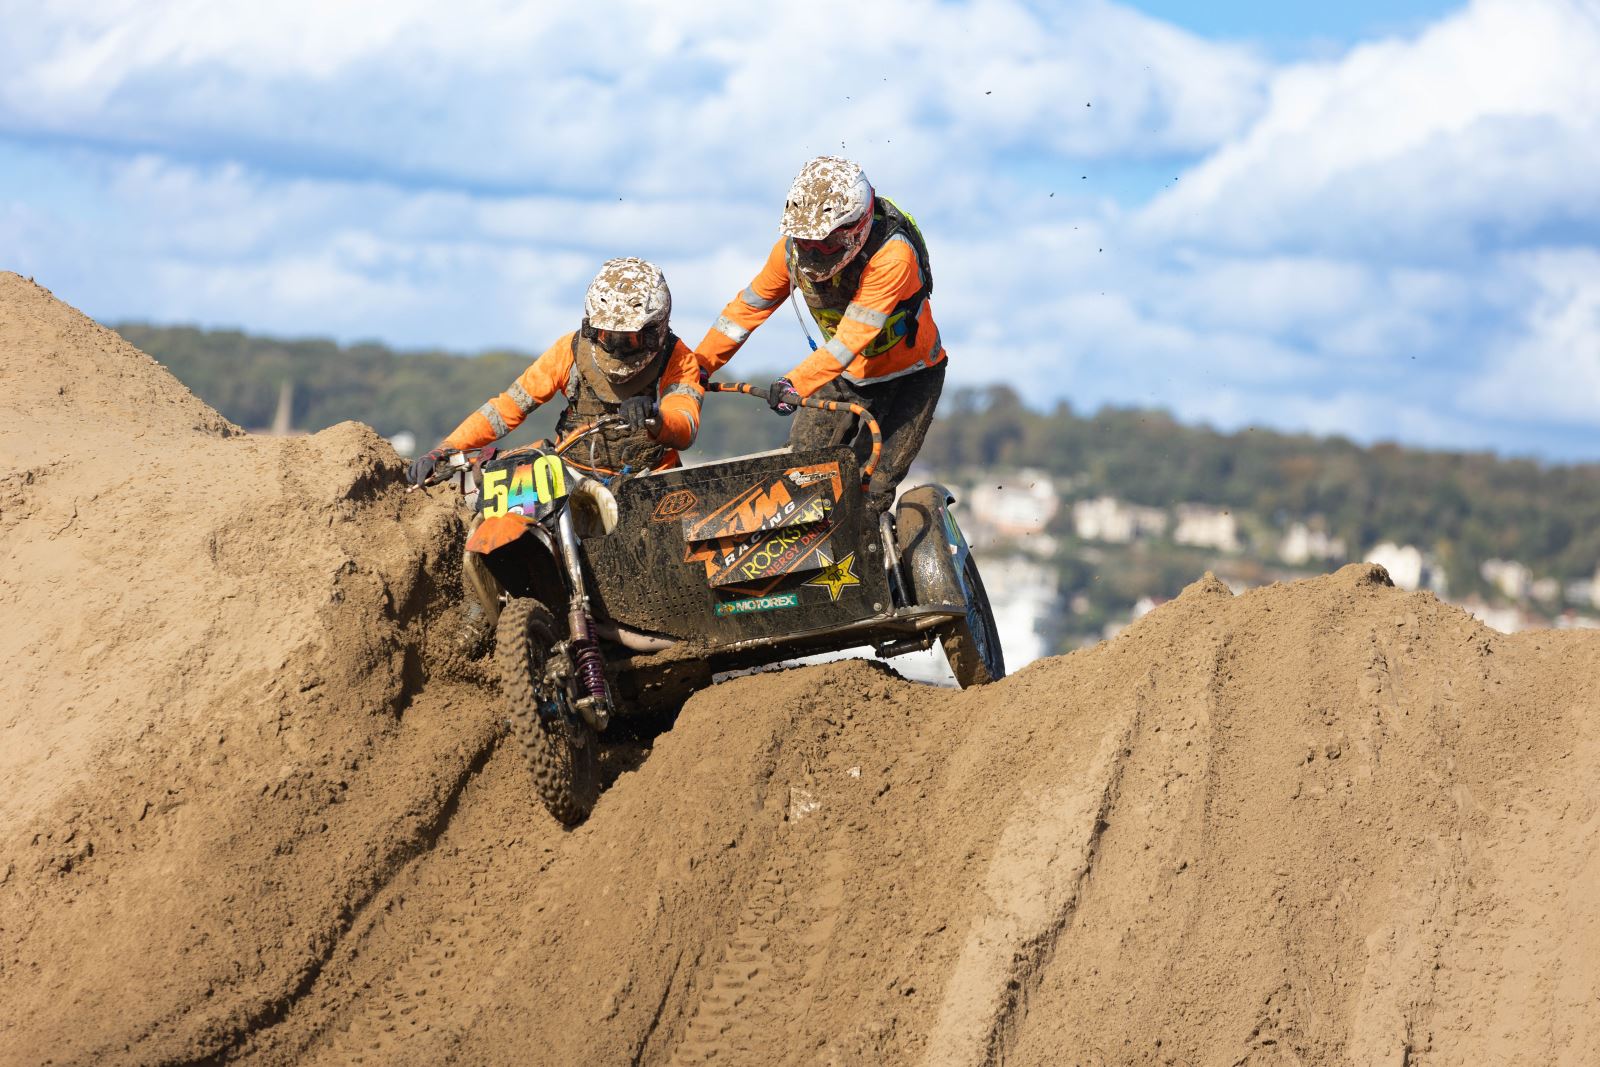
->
xmin=556 ymin=502 xmax=612 ymax=731
xmin=564 ymin=604 xmax=611 ymax=731
xmin=571 ymin=617 xmax=607 ymax=702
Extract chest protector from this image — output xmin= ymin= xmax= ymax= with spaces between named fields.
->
xmin=555 ymin=331 xmax=677 ymax=475
xmin=787 ymin=197 xmax=933 ymax=358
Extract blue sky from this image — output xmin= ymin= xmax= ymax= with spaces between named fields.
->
xmin=1127 ymin=1 xmax=1465 ymax=51
xmin=2 ymin=0 xmax=1597 ymax=460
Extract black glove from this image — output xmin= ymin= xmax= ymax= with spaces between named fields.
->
xmin=767 ymin=377 xmax=801 ymax=417
xmin=620 ymin=395 xmax=659 ymax=432
xmin=697 ymin=365 xmax=712 ymax=390
xmin=407 ymin=448 xmax=445 ymax=486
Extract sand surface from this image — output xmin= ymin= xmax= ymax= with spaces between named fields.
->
xmin=2 ymin=272 xmax=1597 ymax=1065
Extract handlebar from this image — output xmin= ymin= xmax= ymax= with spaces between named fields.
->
xmin=417 ymin=447 xmax=483 ymax=489
xmin=708 ymin=381 xmax=881 ymax=486
xmin=552 ymin=413 xmax=662 ymax=459
xmin=417 ymin=381 xmax=882 ymax=492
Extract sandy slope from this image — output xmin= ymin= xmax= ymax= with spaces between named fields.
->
xmin=2 ymin=273 xmax=1597 ymax=1066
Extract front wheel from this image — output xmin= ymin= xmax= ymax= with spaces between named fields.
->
xmin=496 ymin=597 xmax=600 ymax=826
xmin=941 ymin=552 xmax=1005 ymax=688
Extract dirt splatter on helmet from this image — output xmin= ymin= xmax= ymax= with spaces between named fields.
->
xmin=781 ymin=156 xmax=875 ymax=283
xmin=582 ymin=258 xmax=672 ymax=381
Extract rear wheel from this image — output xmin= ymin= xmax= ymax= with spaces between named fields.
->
xmin=941 ymin=552 xmax=1005 ymax=688
xmin=496 ymin=597 xmax=600 ymax=826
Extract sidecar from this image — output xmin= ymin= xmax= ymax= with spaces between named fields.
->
xmin=577 ymin=441 xmax=1005 ymax=707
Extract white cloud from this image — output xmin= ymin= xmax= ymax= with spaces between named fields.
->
xmin=1463 ymin=249 xmax=1600 ymax=426
xmin=0 ymin=0 xmax=1267 ymax=195
xmin=1139 ymin=0 xmax=1600 ymax=256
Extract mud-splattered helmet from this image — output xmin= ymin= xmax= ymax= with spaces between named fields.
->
xmin=581 ymin=257 xmax=672 ymax=380
xmin=781 ymin=156 xmax=875 ymax=283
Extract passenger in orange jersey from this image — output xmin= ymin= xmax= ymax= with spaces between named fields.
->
xmin=408 ymin=257 xmax=704 ymax=485
xmin=695 ymin=156 xmax=947 ymax=516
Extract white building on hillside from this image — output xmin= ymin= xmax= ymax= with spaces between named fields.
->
xmin=1174 ymin=504 xmax=1240 ymax=553
xmin=1481 ymin=558 xmax=1532 ymax=601
xmin=1280 ymin=521 xmax=1346 ymax=566
xmin=967 ymin=471 xmax=1058 ymax=536
xmin=1072 ymin=496 xmax=1167 ymax=544
xmin=1366 ymin=542 xmax=1447 ymax=595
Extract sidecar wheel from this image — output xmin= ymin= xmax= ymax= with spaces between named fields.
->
xmin=941 ymin=552 xmax=1006 ymax=688
xmin=496 ymin=597 xmax=600 ymax=826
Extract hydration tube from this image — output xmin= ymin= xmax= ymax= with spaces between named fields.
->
xmin=790 ymin=292 xmax=819 ymax=352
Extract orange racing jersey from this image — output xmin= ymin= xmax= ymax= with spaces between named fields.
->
xmin=441 ymin=331 xmax=703 ymax=456
xmin=695 ymin=236 xmax=946 ymax=397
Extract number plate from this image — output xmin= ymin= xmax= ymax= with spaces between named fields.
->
xmin=478 ymin=454 xmax=569 ymax=518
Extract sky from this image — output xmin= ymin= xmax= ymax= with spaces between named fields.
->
xmin=1 ymin=0 xmax=1597 ymax=460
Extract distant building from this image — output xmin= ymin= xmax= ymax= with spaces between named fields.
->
xmin=1173 ymin=504 xmax=1240 ymax=553
xmin=1529 ymin=576 xmax=1561 ymax=603
xmin=963 ymin=473 xmax=1061 ymax=557
xmin=1280 ymin=521 xmax=1346 ymax=566
xmin=1480 ymin=558 xmax=1532 ymax=601
xmin=1072 ymin=496 xmax=1167 ymax=544
xmin=967 ymin=471 xmax=1059 ymax=537
xmin=1461 ymin=597 xmax=1532 ymax=634
xmin=1365 ymin=541 xmax=1446 ymax=595
xmin=1131 ymin=595 xmax=1164 ymax=621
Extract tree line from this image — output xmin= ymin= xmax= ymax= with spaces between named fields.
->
xmin=120 ymin=324 xmax=1600 ymax=589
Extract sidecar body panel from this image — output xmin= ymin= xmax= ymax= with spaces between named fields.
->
xmin=579 ymin=446 xmax=890 ymax=644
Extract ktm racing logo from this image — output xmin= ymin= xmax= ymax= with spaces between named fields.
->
xmin=729 ymin=481 xmax=795 ymax=537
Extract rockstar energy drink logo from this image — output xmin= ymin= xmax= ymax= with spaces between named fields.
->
xmin=735 ymin=506 xmax=830 ymax=581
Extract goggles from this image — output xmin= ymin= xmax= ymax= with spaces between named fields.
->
xmin=593 ymin=323 xmax=664 ymax=355
xmin=795 ymin=231 xmax=852 ymax=256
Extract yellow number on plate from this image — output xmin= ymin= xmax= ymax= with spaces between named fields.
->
xmin=533 ymin=455 xmax=567 ymax=501
xmin=482 ymin=468 xmax=510 ymax=518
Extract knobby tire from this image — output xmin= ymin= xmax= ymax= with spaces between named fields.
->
xmin=495 ymin=597 xmax=600 ymax=826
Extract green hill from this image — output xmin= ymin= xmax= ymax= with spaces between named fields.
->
xmin=118 ymin=323 xmax=1600 ymax=598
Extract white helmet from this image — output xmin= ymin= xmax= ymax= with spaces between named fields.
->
xmin=584 ymin=257 xmax=671 ymax=331
xmin=780 ymin=156 xmax=875 ymax=282
xmin=582 ymin=257 xmax=672 ymax=380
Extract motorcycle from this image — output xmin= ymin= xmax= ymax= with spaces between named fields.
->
xmin=424 ymin=381 xmax=1004 ymax=825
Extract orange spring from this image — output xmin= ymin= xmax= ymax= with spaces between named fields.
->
xmin=709 ymin=381 xmax=881 ymax=487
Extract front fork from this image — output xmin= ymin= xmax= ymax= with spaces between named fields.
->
xmin=555 ymin=506 xmax=614 ymax=731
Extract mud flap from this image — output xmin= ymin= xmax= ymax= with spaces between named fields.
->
xmin=894 ymin=484 xmax=968 ymax=611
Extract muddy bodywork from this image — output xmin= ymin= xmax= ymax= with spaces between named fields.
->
xmin=581 ymin=446 xmax=891 ymax=644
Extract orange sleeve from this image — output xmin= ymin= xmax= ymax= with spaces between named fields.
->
xmin=787 ymin=238 xmax=922 ymax=397
xmin=441 ymin=334 xmax=575 ymax=451
xmin=654 ymin=337 xmax=705 ymax=450
xmin=695 ymin=239 xmax=794 ymax=374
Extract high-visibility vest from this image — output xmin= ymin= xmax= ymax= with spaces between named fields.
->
xmin=554 ymin=330 xmax=677 ymax=474
xmin=786 ymin=197 xmax=933 ymax=358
